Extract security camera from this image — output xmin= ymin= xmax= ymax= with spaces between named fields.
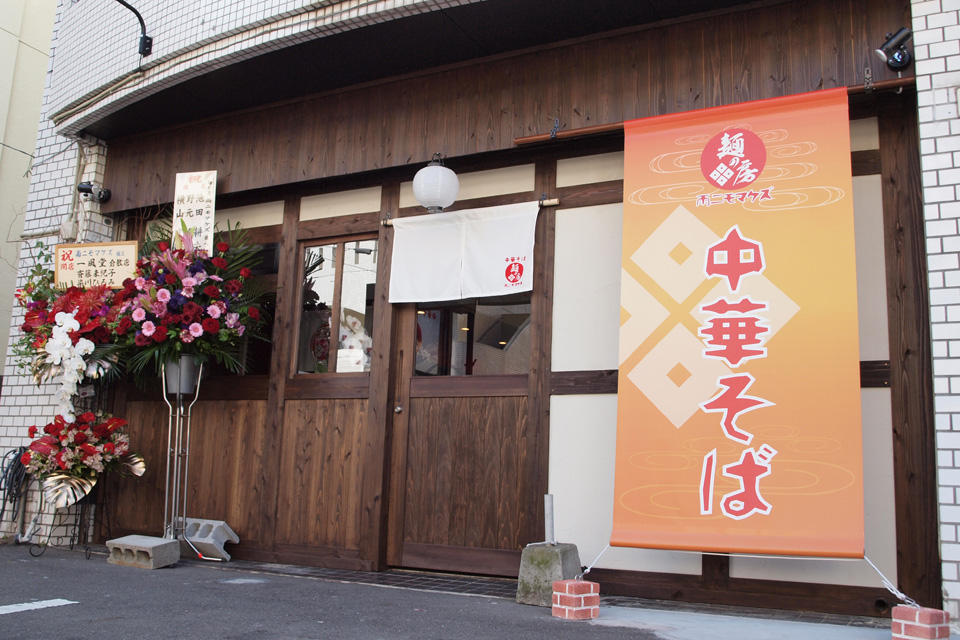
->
xmin=77 ymin=181 xmax=111 ymax=204
xmin=875 ymin=28 xmax=912 ymax=71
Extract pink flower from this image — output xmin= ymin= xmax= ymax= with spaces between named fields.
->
xmin=182 ymin=277 xmax=197 ymax=288
xmin=134 ymin=277 xmax=146 ymax=291
xmin=181 ymin=332 xmax=195 ymax=343
xmin=132 ymin=308 xmax=146 ymax=322
xmin=238 ymin=325 xmax=246 ymax=337
xmin=141 ymin=321 xmax=156 ymax=337
xmin=207 ymin=275 xmax=223 ymax=282
xmin=181 ymin=285 xmax=194 ymax=299
xmin=225 ymin=313 xmax=240 ymax=328
xmin=189 ymin=323 xmax=203 ymax=337
xmin=206 ymin=305 xmax=222 ymax=319
xmin=156 ymin=289 xmax=171 ymax=303
xmin=151 ymin=300 xmax=167 ymax=316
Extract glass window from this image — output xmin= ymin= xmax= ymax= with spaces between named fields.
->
xmin=415 ymin=293 xmax=531 ymax=376
xmin=297 ymin=238 xmax=377 ymax=373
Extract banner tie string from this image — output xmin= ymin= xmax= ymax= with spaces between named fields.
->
xmin=864 ymin=555 xmax=918 ymax=608
xmin=576 ymin=543 xmax=610 ymax=581
xmin=576 ymin=544 xmax=919 ymax=607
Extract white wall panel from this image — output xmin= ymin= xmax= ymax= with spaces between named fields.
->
xmin=549 ymin=394 xmax=701 ymax=575
xmin=552 ymin=203 xmax=622 ymax=371
xmin=216 ymin=201 xmax=284 ymax=229
xmin=300 ymin=187 xmax=381 ymax=221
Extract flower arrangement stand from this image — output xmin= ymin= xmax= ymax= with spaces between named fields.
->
xmin=160 ymin=356 xmax=224 ymax=562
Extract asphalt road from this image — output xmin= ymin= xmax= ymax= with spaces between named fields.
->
xmin=0 ymin=544 xmax=654 ymax=640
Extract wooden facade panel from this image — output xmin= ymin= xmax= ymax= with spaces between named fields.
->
xmin=185 ymin=400 xmax=269 ymax=545
xmin=104 ymin=400 xmax=168 ymax=536
xmin=102 ymin=0 xmax=909 ymax=213
xmin=274 ymin=398 xmax=367 ymax=551
xmin=402 ymin=396 xmax=529 ymax=551
xmin=105 ymin=399 xmax=268 ymax=545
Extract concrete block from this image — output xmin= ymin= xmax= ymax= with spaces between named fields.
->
xmin=179 ymin=518 xmax=239 ymax=561
xmin=106 ymin=535 xmax=179 ymax=570
xmin=516 ymin=542 xmax=581 ymax=607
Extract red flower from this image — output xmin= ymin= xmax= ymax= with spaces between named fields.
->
xmin=135 ymin=332 xmax=151 ymax=346
xmin=240 ymin=267 xmax=252 ymax=278
xmin=28 ymin=425 xmax=37 ymax=438
xmin=105 ymin=417 xmax=127 ymax=433
xmin=103 ymin=442 xmax=115 ymax=454
xmin=165 ymin=274 xmax=177 ymax=285
xmin=224 ymin=279 xmax=242 ymax=295
xmin=152 ymin=325 xmax=169 ymax=342
xmin=79 ymin=412 xmax=96 ymax=424
xmin=20 ymin=451 xmax=31 ymax=465
xmin=73 ymin=432 xmax=88 ymax=445
xmin=248 ymin=307 xmax=260 ymax=321
xmin=92 ymin=326 xmax=110 ymax=343
xmin=92 ymin=423 xmax=109 ymax=439
xmin=161 ymin=313 xmax=182 ymax=326
xmin=117 ymin=316 xmax=132 ymax=335
xmin=203 ymin=285 xmax=220 ymax=298
xmin=202 ymin=318 xmax=220 ymax=334
xmin=30 ymin=437 xmax=58 ymax=457
xmin=182 ymin=302 xmax=202 ymax=324
xmin=157 ymin=241 xmax=169 ymax=251
xmin=55 ymin=450 xmax=67 ymax=469
xmin=217 ymin=242 xmax=229 ymax=253
xmin=211 ymin=257 xmax=228 ymax=269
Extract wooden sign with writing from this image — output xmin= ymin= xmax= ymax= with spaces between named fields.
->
xmin=172 ymin=170 xmax=217 ymax=254
xmin=54 ymin=241 xmax=138 ymax=289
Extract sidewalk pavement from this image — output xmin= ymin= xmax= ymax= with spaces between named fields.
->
xmin=0 ymin=543 xmax=933 ymax=639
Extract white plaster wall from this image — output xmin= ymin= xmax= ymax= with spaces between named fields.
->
xmin=0 ymin=0 xmax=56 ymax=397
xmin=551 ymin=202 xmax=622 ymax=372
xmin=216 ymin=201 xmax=285 ymax=229
xmin=548 ymin=393 xmax=702 ymax=575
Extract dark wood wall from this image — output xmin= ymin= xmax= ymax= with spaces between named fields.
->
xmin=101 ymin=0 xmax=911 ymax=213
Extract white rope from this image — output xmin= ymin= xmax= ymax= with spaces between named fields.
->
xmin=576 ymin=543 xmax=611 ymax=581
xmin=864 ymin=555 xmax=919 ymax=608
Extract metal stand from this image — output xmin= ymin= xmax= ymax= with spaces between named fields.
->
xmin=159 ymin=359 xmax=223 ymax=562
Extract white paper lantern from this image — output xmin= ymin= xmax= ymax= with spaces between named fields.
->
xmin=412 ymin=156 xmax=459 ymax=213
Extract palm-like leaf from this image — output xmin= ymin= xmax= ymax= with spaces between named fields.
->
xmin=41 ymin=472 xmax=97 ymax=510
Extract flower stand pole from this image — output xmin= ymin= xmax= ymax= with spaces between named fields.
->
xmin=159 ymin=356 xmax=224 ymax=562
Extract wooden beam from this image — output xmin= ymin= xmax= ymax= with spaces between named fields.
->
xmin=879 ymin=94 xmax=940 ymax=608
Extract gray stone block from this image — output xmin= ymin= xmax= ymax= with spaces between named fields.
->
xmin=179 ymin=518 xmax=239 ymax=561
xmin=106 ymin=535 xmax=180 ymax=570
xmin=516 ymin=542 xmax=582 ymax=607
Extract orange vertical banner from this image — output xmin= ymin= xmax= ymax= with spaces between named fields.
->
xmin=613 ymin=88 xmax=864 ymax=557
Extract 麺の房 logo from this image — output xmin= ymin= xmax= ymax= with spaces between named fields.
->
xmin=700 ymin=129 xmax=766 ymax=191
xmin=505 ymin=261 xmax=523 ymax=284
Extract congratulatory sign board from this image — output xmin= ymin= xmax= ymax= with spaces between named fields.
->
xmin=55 ymin=241 xmax=138 ymax=289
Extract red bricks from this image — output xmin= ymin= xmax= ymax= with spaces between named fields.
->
xmin=551 ymin=579 xmax=600 ymax=621
xmin=892 ymin=605 xmax=951 ymax=640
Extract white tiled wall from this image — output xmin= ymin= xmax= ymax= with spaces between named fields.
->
xmin=49 ymin=0 xmax=483 ymax=136
xmin=914 ymin=0 xmax=960 ymax=622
